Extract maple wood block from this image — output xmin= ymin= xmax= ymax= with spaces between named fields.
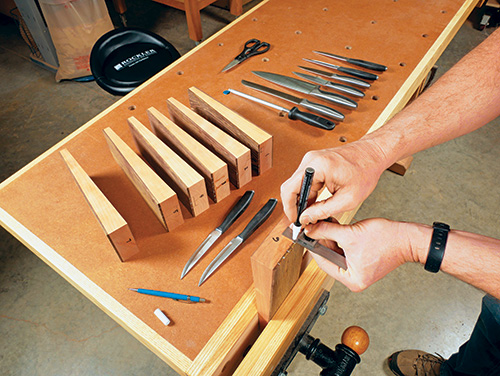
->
xmin=188 ymin=86 xmax=273 ymax=175
xmin=388 ymin=156 xmax=414 ymax=176
xmin=147 ymin=107 xmax=230 ymax=203
xmin=251 ymin=216 xmax=304 ymax=328
xmin=127 ymin=116 xmax=209 ymax=217
xmin=59 ymin=149 xmax=140 ymax=262
xmin=166 ymin=97 xmax=252 ymax=188
xmin=103 ymin=127 xmax=184 ymax=231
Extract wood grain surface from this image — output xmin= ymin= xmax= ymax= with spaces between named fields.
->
xmin=167 ymin=97 xmax=253 ymax=189
xmin=103 ymin=127 xmax=184 ymax=231
xmin=147 ymin=106 xmax=230 ymax=203
xmin=59 ymin=149 xmax=140 ymax=262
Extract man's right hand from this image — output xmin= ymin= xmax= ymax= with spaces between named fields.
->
xmin=280 ymin=139 xmax=390 ymax=225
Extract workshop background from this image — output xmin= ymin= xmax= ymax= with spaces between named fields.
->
xmin=0 ymin=1 xmax=499 ymax=375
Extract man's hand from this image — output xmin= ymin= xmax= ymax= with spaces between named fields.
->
xmin=280 ymin=139 xmax=390 ymax=225
xmin=304 ymin=218 xmax=417 ymax=292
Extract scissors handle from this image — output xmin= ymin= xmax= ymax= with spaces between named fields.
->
xmin=237 ymin=39 xmax=270 ymax=61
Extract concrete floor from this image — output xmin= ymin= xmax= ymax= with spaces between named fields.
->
xmin=0 ymin=3 xmax=498 ymax=375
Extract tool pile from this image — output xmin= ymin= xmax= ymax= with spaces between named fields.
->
xmin=61 ymin=86 xmax=277 ymax=288
xmin=60 ymin=39 xmax=387 ymax=326
xmin=223 ymin=39 xmax=387 ymax=130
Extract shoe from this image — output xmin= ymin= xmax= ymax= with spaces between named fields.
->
xmin=388 ymin=350 xmax=445 ymax=376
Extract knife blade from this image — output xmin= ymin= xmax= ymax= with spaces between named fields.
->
xmin=299 ymin=66 xmax=371 ymax=88
xmin=253 ymin=71 xmax=358 ymax=109
xmin=199 ymin=198 xmax=278 ymax=286
xmin=314 ymin=51 xmax=387 ymax=72
xmin=241 ymin=80 xmax=344 ymax=121
xmin=181 ymin=190 xmax=255 ymax=279
xmin=292 ymin=72 xmax=365 ymax=98
xmin=303 ymin=58 xmax=378 ymax=81
xmin=282 ymin=227 xmax=347 ymax=270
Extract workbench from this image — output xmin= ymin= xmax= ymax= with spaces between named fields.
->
xmin=0 ymin=0 xmax=479 ymax=374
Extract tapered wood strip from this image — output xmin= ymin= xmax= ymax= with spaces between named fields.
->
xmin=189 ymin=288 xmax=259 ymax=376
xmin=127 ymin=116 xmax=209 ymax=217
xmin=188 ymin=86 xmax=273 ymax=175
xmin=59 ymin=149 xmax=140 ymax=262
xmin=103 ymin=127 xmax=184 ymax=231
xmin=166 ymin=97 xmax=252 ymax=188
xmin=388 ymin=156 xmax=414 ymax=176
xmin=251 ymin=216 xmax=304 ymax=328
xmin=147 ymin=107 xmax=230 ymax=203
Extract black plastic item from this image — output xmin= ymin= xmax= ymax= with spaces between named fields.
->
xmin=90 ymin=27 xmax=180 ymax=95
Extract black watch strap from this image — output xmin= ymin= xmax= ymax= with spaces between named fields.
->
xmin=424 ymin=222 xmax=450 ymax=273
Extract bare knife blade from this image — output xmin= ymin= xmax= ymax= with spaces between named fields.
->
xmin=313 ymin=50 xmax=387 ymax=72
xmin=293 ymin=72 xmax=365 ymax=98
xmin=199 ymin=198 xmax=278 ymax=286
xmin=181 ymin=190 xmax=254 ymax=279
xmin=241 ymin=80 xmax=344 ymax=121
xmin=282 ymin=227 xmax=347 ymax=270
xmin=299 ymin=66 xmax=371 ymax=88
xmin=303 ymin=58 xmax=378 ymax=81
xmin=253 ymin=71 xmax=358 ymax=109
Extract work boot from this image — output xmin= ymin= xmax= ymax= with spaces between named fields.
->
xmin=388 ymin=350 xmax=445 ymax=376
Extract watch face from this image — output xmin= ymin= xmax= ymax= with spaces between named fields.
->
xmin=433 ymin=222 xmax=450 ymax=231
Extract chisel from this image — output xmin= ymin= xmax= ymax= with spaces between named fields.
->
xmin=224 ymin=89 xmax=336 ymax=130
xmin=313 ymin=51 xmax=387 ymax=72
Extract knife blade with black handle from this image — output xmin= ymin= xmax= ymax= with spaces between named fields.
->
xmin=314 ymin=51 xmax=387 ymax=72
xmin=224 ymin=88 xmax=336 ymax=130
xmin=180 ymin=190 xmax=255 ymax=279
xmin=299 ymin=66 xmax=371 ymax=88
xmin=303 ymin=58 xmax=379 ymax=81
xmin=199 ymin=198 xmax=278 ymax=286
xmin=253 ymin=71 xmax=358 ymax=109
xmin=292 ymin=72 xmax=365 ymax=98
xmin=241 ymin=80 xmax=345 ymax=121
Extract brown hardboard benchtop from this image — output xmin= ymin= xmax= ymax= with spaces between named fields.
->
xmin=0 ymin=0 xmax=467 ymax=362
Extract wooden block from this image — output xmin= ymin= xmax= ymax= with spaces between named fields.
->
xmin=251 ymin=190 xmax=360 ymax=329
xmin=103 ymin=127 xmax=184 ymax=231
xmin=127 ymin=116 xmax=209 ymax=217
xmin=234 ymin=262 xmax=329 ymax=376
xmin=251 ymin=216 xmax=304 ymax=328
xmin=188 ymin=86 xmax=273 ymax=175
xmin=59 ymin=149 xmax=140 ymax=262
xmin=147 ymin=107 xmax=230 ymax=203
xmin=166 ymin=97 xmax=252 ymax=188
xmin=388 ymin=155 xmax=414 ymax=176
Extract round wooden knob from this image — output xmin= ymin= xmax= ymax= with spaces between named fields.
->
xmin=341 ymin=326 xmax=369 ymax=355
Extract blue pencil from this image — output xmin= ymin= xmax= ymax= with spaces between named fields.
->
xmin=129 ymin=288 xmax=206 ymax=303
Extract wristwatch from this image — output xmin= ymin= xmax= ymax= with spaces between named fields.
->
xmin=424 ymin=222 xmax=450 ymax=273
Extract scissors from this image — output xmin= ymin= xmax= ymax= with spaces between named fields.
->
xmin=221 ymin=39 xmax=270 ymax=72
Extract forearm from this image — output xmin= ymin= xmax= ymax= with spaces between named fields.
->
xmin=361 ymin=28 xmax=500 ymax=168
xmin=405 ymin=223 xmax=500 ymax=300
